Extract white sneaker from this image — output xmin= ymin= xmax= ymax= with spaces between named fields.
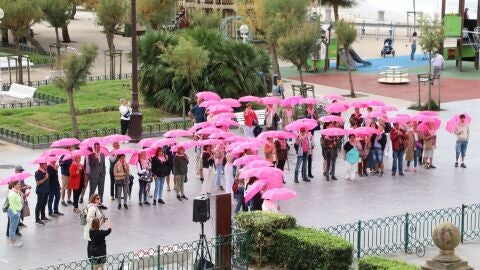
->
xmin=12 ymin=240 xmax=23 ymax=247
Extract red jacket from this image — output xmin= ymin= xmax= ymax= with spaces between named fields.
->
xmin=244 ymin=110 xmax=258 ymax=127
xmin=390 ymin=128 xmax=407 ymax=151
xmin=68 ymin=162 xmax=82 ymax=190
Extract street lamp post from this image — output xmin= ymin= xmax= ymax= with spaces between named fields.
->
xmin=128 ymin=0 xmax=143 ymax=142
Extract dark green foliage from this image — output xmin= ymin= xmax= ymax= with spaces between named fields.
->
xmin=270 ymin=227 xmax=353 ymax=270
xmin=408 ymin=100 xmax=440 ymax=111
xmin=235 ymin=211 xmax=296 ymax=265
xmin=359 ymin=256 xmax=420 ymax=270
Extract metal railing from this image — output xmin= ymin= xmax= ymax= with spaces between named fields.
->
xmin=0 ymin=92 xmax=66 ymax=109
xmin=320 ymin=203 xmax=480 ymax=259
xmin=33 ymin=230 xmax=249 ymax=270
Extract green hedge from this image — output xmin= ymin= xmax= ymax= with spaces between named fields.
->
xmin=235 ymin=211 xmax=296 ymax=265
xmin=270 ymin=227 xmax=353 ymax=270
xmin=359 ymin=256 xmax=420 ymax=270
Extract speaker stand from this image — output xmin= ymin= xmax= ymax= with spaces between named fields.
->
xmin=194 ymin=222 xmax=213 ymax=270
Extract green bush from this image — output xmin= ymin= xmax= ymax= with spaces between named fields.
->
xmin=408 ymin=100 xmax=440 ymax=111
xmin=359 ymin=256 xmax=420 ymax=270
xmin=235 ymin=211 xmax=296 ymax=265
xmin=270 ymin=227 xmax=353 ymax=270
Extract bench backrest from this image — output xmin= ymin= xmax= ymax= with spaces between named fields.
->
xmin=5 ymin=83 xmax=37 ymax=99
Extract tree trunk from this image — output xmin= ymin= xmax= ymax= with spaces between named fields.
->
xmin=298 ymin=66 xmax=306 ymax=98
xmin=70 ymin=4 xmax=77 ymax=20
xmin=106 ymin=32 xmax=116 ymax=79
xmin=270 ymin=44 xmax=281 ymax=77
xmin=15 ymin=40 xmax=23 ymax=84
xmin=333 ymin=5 xmax=340 ymax=22
xmin=55 ymin=27 xmax=61 ymax=68
xmin=346 ymin=52 xmax=355 ymax=97
xmin=25 ymin=33 xmax=44 ymax=51
xmin=1 ymin=28 xmax=8 ymax=45
xmin=61 ymin=25 xmax=71 ymax=43
xmin=66 ymin=88 xmax=79 ymax=138
xmin=428 ymin=52 xmax=432 ymax=110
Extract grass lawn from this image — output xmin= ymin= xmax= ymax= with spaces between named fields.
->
xmin=0 ymin=80 xmax=178 ymax=135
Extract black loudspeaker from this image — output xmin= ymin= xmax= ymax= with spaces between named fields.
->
xmin=193 ymin=196 xmax=210 ymax=223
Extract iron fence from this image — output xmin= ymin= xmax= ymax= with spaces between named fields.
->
xmin=320 ymin=203 xmax=480 ymax=259
xmin=33 ymin=231 xmax=249 ymax=270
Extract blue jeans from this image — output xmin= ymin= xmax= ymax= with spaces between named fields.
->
xmin=392 ymin=150 xmax=405 ymax=174
xmin=373 ymin=147 xmax=384 ymax=164
xmin=235 ymin=187 xmax=246 ymax=214
xmin=294 ymin=155 xmax=307 ymax=181
xmin=456 ymin=140 xmax=468 ymax=160
xmin=153 ymin=177 xmax=165 ymax=200
xmin=7 ymin=208 xmax=20 ymax=242
xmin=139 ymin=181 xmax=148 ymax=203
xmin=215 ymin=165 xmax=224 ymax=188
xmin=411 ymin=44 xmax=416 ymax=60
xmin=48 ymin=187 xmax=60 ymax=214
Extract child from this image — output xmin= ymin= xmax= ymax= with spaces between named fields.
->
xmin=224 ymin=153 xmax=234 ymax=195
xmin=172 ymin=146 xmax=189 ymax=201
xmin=234 ymin=178 xmax=246 ymax=214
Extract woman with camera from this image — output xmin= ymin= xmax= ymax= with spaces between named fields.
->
xmin=89 ymin=217 xmax=112 ymax=270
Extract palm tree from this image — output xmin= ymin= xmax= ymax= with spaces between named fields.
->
xmin=321 ymin=0 xmax=357 ymax=22
xmin=336 ymin=20 xmax=357 ymax=97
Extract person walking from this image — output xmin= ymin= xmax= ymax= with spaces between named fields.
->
xmin=88 ymin=143 xmax=107 ymax=210
xmin=172 ymin=146 xmax=189 ymax=201
xmin=405 ymin=122 xmax=420 ymax=172
xmin=294 ymin=128 xmax=312 ymax=183
xmin=343 ymin=134 xmax=359 ymax=181
xmin=119 ymin=98 xmax=132 ymax=135
xmin=188 ymin=98 xmax=206 ymax=124
xmin=108 ymin=142 xmax=120 ymax=201
xmin=69 ymin=156 xmax=84 ymax=213
xmin=431 ymin=51 xmax=444 ymax=84
xmin=113 ymin=155 xmax=130 ymax=210
xmin=410 ymin=32 xmax=417 ymax=61
xmin=454 ymin=114 xmax=470 ymax=168
xmin=213 ymin=144 xmax=225 ymax=191
xmin=201 ymin=145 xmax=214 ymax=195
xmin=390 ymin=122 xmax=407 ymax=176
xmin=151 ymin=148 xmax=169 ymax=205
xmin=34 ymin=162 xmax=50 ymax=225
xmin=136 ymin=151 xmax=152 ymax=206
xmin=7 ymin=181 xmax=23 ymax=247
xmin=243 ymin=103 xmax=258 ymax=138
xmin=59 ymin=150 xmax=73 ymax=207
xmin=371 ymin=125 xmax=387 ymax=177
xmin=88 ymin=218 xmax=112 ymax=270
xmin=83 ymin=194 xmax=103 ymax=259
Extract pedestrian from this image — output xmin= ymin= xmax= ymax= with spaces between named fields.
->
xmin=201 ymin=145 xmax=214 ymax=195
xmin=265 ymin=104 xmax=278 ymax=131
xmin=113 ymin=154 xmax=130 ymax=210
xmin=172 ymin=146 xmax=189 ymax=201
xmin=421 ymin=122 xmax=437 ymax=169
xmin=294 ymin=128 xmax=312 ymax=183
xmin=272 ymin=78 xmax=285 ymax=98
xmin=464 ymin=8 xmax=469 ymax=19
xmin=243 ymin=103 xmax=258 ymax=138
xmin=431 ymin=51 xmax=444 ymax=84
xmin=371 ymin=125 xmax=387 ymax=176
xmin=119 ymin=98 xmax=132 ymax=135
xmin=151 ymin=148 xmax=169 ymax=205
xmin=410 ymin=32 xmax=417 ymax=61
xmin=356 ymin=135 xmax=370 ymax=177
xmin=304 ymin=104 xmax=319 ymax=136
xmin=343 ymin=134 xmax=359 ymax=181
xmin=306 ymin=132 xmax=315 ymax=178
xmin=349 ymin=107 xmax=363 ymax=128
xmin=88 ymin=143 xmax=107 ymax=210
xmin=136 ymin=151 xmax=152 ymax=206
xmin=83 ymin=194 xmax=103 ymax=259
xmin=8 ymin=166 xmax=31 ymax=235
xmin=108 ymin=142 xmax=121 ymax=201
xmin=234 ymin=178 xmax=247 ymax=214
xmin=264 ymin=138 xmax=276 ymax=165
xmin=454 ymin=114 xmax=470 ymax=168
xmin=224 ymin=153 xmax=234 ymax=194
xmin=281 ymin=105 xmax=295 ymax=130
xmin=321 ymin=131 xmax=339 ymax=181
xmin=390 ymin=122 xmax=407 ymax=176
xmin=59 ymin=149 xmax=73 ymax=207
xmin=80 ymin=147 xmax=93 ymax=204
xmin=88 ymin=217 xmax=112 ymax=270
xmin=275 ymin=138 xmax=289 ymax=183
xmin=69 ymin=156 xmax=84 ymax=214
xmin=34 ymin=162 xmax=50 ymax=225
xmin=193 ymin=134 xmax=204 ymax=182
xmin=366 ymin=122 xmax=377 ymax=173
xmin=247 ymin=178 xmax=263 ymax=211
xmin=188 ymin=98 xmax=206 ymax=124
xmin=405 ymin=121 xmax=420 ymax=172
xmin=7 ymin=181 xmax=23 ymax=247
xmin=164 ymin=145 xmax=174 ymax=191
xmin=213 ymin=144 xmax=225 ymax=191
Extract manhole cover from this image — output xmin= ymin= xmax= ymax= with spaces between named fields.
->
xmin=0 ymin=165 xmax=15 ymax=169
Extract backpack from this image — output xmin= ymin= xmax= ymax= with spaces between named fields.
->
xmin=2 ymin=198 xmax=9 ymax=213
xmin=232 ymin=180 xmax=239 ymax=194
xmin=79 ymin=206 xmax=93 ymax=225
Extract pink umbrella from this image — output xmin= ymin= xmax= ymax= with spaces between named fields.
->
xmin=188 ymin=122 xmax=213 ymax=133
xmin=350 ymin=127 xmax=381 ymax=136
xmin=212 ymin=118 xmax=239 ymax=128
xmin=164 ymin=129 xmax=193 ymax=138
xmin=233 ymin=155 xmax=263 ymax=166
xmin=29 ymin=156 xmax=58 ymax=165
xmin=388 ymin=117 xmax=409 ymax=125
xmin=111 ymin=148 xmax=137 ymax=155
xmin=349 ymin=100 xmax=370 ymax=108
xmin=364 ymin=112 xmax=387 ymax=119
xmin=128 ymin=148 xmax=157 ymax=165
xmin=197 ymin=91 xmax=221 ymax=101
xmin=325 ymin=102 xmax=350 ymax=113
xmin=366 ymin=100 xmax=386 ymax=106
xmin=243 ymin=160 xmax=274 ymax=169
xmin=196 ymin=127 xmax=223 ymax=135
xmin=419 ymin=110 xmax=439 ymax=117
xmin=230 ymin=142 xmax=264 ymax=154
xmin=238 ymin=96 xmax=260 ymax=103
xmin=171 ymin=141 xmax=198 ymax=152
xmin=418 ymin=119 xmax=441 ymax=133
xmin=212 ymin=112 xmax=236 ymax=120
xmin=240 ymin=167 xmax=283 ymax=180
xmin=320 ymin=128 xmax=347 ymax=136
xmin=323 ymin=94 xmax=345 ymax=101
xmin=224 ymin=136 xmax=249 ymax=144
xmin=220 ymin=98 xmax=241 ymax=108
xmin=262 ymin=188 xmax=297 ymax=201
xmin=150 ymin=138 xmax=177 ymax=148
xmin=257 ymin=131 xmax=296 ymax=140
xmin=50 ymin=138 xmax=81 ymax=148
xmin=244 ymin=180 xmax=267 ymax=203
xmin=63 ymin=148 xmax=93 ymax=160
xmin=374 ymin=106 xmax=398 ymax=113
xmin=207 ymin=105 xmax=234 ymax=114
xmin=320 ymin=115 xmax=344 ymax=123
xmin=103 ymin=134 xmax=131 ymax=144
xmin=209 ymin=131 xmax=234 ymax=139
xmin=412 ymin=114 xmax=438 ymax=123
xmin=199 ymin=100 xmax=222 ymax=108
xmin=196 ymin=139 xmax=223 ymax=146
xmin=280 ymin=96 xmax=302 ymax=107
xmin=80 ymin=137 xmax=105 ymax=148
xmin=0 ymin=172 xmax=33 ymax=185
xmin=445 ymin=113 xmax=472 ymax=133
xmin=299 ymin=97 xmax=318 ymax=105
xmin=285 ymin=119 xmax=318 ymax=132
xmin=260 ymin=97 xmax=282 ymax=105
xmin=138 ymin=137 xmax=161 ymax=148
xmin=41 ymin=149 xmax=70 ymax=157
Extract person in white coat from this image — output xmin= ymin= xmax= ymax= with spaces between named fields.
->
xmin=119 ymin=98 xmax=132 ymax=135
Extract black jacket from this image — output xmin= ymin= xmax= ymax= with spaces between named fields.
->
xmin=89 ymin=228 xmax=111 ymax=257
xmin=371 ymin=133 xmax=387 ymax=151
xmin=151 ymin=156 xmax=170 ymax=177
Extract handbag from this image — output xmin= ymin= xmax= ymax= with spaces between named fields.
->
xmin=2 ymin=198 xmax=9 ymax=213
xmin=138 ymin=161 xmax=153 ymax=183
xmin=253 ymin=125 xmax=263 ymax=137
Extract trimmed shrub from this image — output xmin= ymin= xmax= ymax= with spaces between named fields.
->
xmin=235 ymin=211 xmax=296 ymax=265
xmin=270 ymin=227 xmax=353 ymax=270
xmin=359 ymin=256 xmax=420 ymax=270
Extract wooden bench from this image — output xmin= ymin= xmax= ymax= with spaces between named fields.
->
xmin=235 ymin=109 xmax=266 ymax=127
xmin=0 ymin=83 xmax=36 ymax=99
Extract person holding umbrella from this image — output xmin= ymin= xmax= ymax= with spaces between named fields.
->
xmin=454 ymin=114 xmax=470 ymax=168
xmin=304 ymin=104 xmax=319 ymax=135
xmin=321 ymin=124 xmax=339 ymax=181
xmin=108 ymin=142 xmax=121 ymax=201
xmin=113 ymin=154 xmax=130 ymax=210
xmin=69 ymin=156 xmax=84 ymax=213
xmin=34 ymin=162 xmax=50 ymax=225
xmin=390 ymin=122 xmax=407 ymax=176
xmin=201 ymin=145 xmax=215 ymax=195
xmin=173 ymin=146 xmax=189 ymax=201
xmin=243 ymin=103 xmax=258 ymax=138
xmin=281 ymin=105 xmax=295 ymax=130
xmin=88 ymin=143 xmax=107 ymax=210
xmin=151 ymin=148 xmax=169 ymax=205
xmin=294 ymin=128 xmax=312 ymax=183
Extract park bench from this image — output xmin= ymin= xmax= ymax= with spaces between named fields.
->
xmin=0 ymin=83 xmax=36 ymax=99
xmin=235 ymin=109 xmax=266 ymax=127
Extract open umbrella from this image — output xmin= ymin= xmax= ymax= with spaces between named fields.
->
xmin=171 ymin=141 xmax=198 ymax=152
xmin=29 ymin=156 xmax=58 ymax=165
xmin=138 ymin=137 xmax=161 ymax=148
xmin=280 ymin=96 xmax=302 ymax=107
xmin=212 ymin=112 xmax=236 ymax=120
xmin=349 ymin=100 xmax=370 ymax=108
xmin=206 ymin=105 xmax=233 ymax=114
xmin=220 ymin=98 xmax=241 ymax=108
xmin=223 ymin=135 xmax=249 ymax=144
xmin=364 ymin=112 xmax=387 ymax=119
xmin=196 ymin=91 xmax=221 ymax=101
xmin=229 ymin=141 xmax=264 ymax=154
xmin=445 ymin=113 xmax=472 ymax=133
xmin=260 ymin=97 xmax=282 ymax=105
xmin=50 ymin=138 xmax=81 ymax=148
xmin=243 ymin=160 xmax=274 ymax=169
xmin=196 ymin=127 xmax=223 ymax=135
xmin=244 ymin=180 xmax=267 ymax=203
xmin=128 ymin=148 xmax=157 ymax=165
xmin=412 ymin=114 xmax=439 ymax=123
xmin=325 ymin=102 xmax=349 ymax=113
xmin=418 ymin=119 xmax=441 ymax=133
xmin=320 ymin=115 xmax=344 ymax=123
xmin=196 ymin=139 xmax=223 ymax=146
xmin=262 ymin=188 xmax=297 ymax=201
xmin=103 ymin=134 xmax=131 ymax=144
xmin=41 ymin=149 xmax=70 ymax=157
xmin=366 ymin=100 xmax=386 ymax=106
xmin=212 ymin=118 xmax=239 ymax=128
xmin=299 ymin=97 xmax=318 ymax=105
xmin=285 ymin=119 xmax=318 ymax=132
xmin=320 ymin=128 xmax=347 ymax=136
xmin=238 ymin=96 xmax=260 ymax=103
xmin=188 ymin=122 xmax=213 ymax=133
xmin=164 ymin=129 xmax=193 ymax=138
xmin=374 ymin=105 xmax=398 ymax=112
xmin=323 ymin=94 xmax=345 ymax=101
xmin=111 ymin=148 xmax=137 ymax=155
xmin=240 ymin=167 xmax=283 ymax=181
xmin=150 ymin=138 xmax=177 ymax=148
xmin=349 ymin=127 xmax=381 ymax=136
xmin=208 ymin=131 xmax=234 ymax=139
xmin=80 ymin=137 xmax=105 ymax=148
xmin=199 ymin=100 xmax=222 ymax=108
xmin=257 ymin=131 xmax=296 ymax=140
xmin=232 ymin=155 xmax=263 ymax=166
xmin=0 ymin=172 xmax=33 ymax=185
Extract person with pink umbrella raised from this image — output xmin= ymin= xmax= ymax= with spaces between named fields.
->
xmin=108 ymin=141 xmax=121 ymax=201
xmin=136 ymin=151 xmax=153 ymax=206
xmin=274 ymin=138 xmax=290 ymax=183
xmin=201 ymin=145 xmax=215 ymax=195
xmin=88 ymin=143 xmax=107 ymax=210
xmin=151 ymin=148 xmax=169 ymax=205
xmin=265 ymin=104 xmax=279 ymax=131
xmin=6 ymin=181 xmax=23 ymax=247
xmin=371 ymin=125 xmax=387 ymax=177
xmin=405 ymin=122 xmax=421 ymax=172
xmin=321 ymin=123 xmax=340 ymax=181
xmin=349 ymin=107 xmax=363 ymax=128
xmin=390 ymin=122 xmax=408 ymax=176
xmin=453 ymin=114 xmax=470 ymax=168
xmin=293 ymin=128 xmax=312 ymax=183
